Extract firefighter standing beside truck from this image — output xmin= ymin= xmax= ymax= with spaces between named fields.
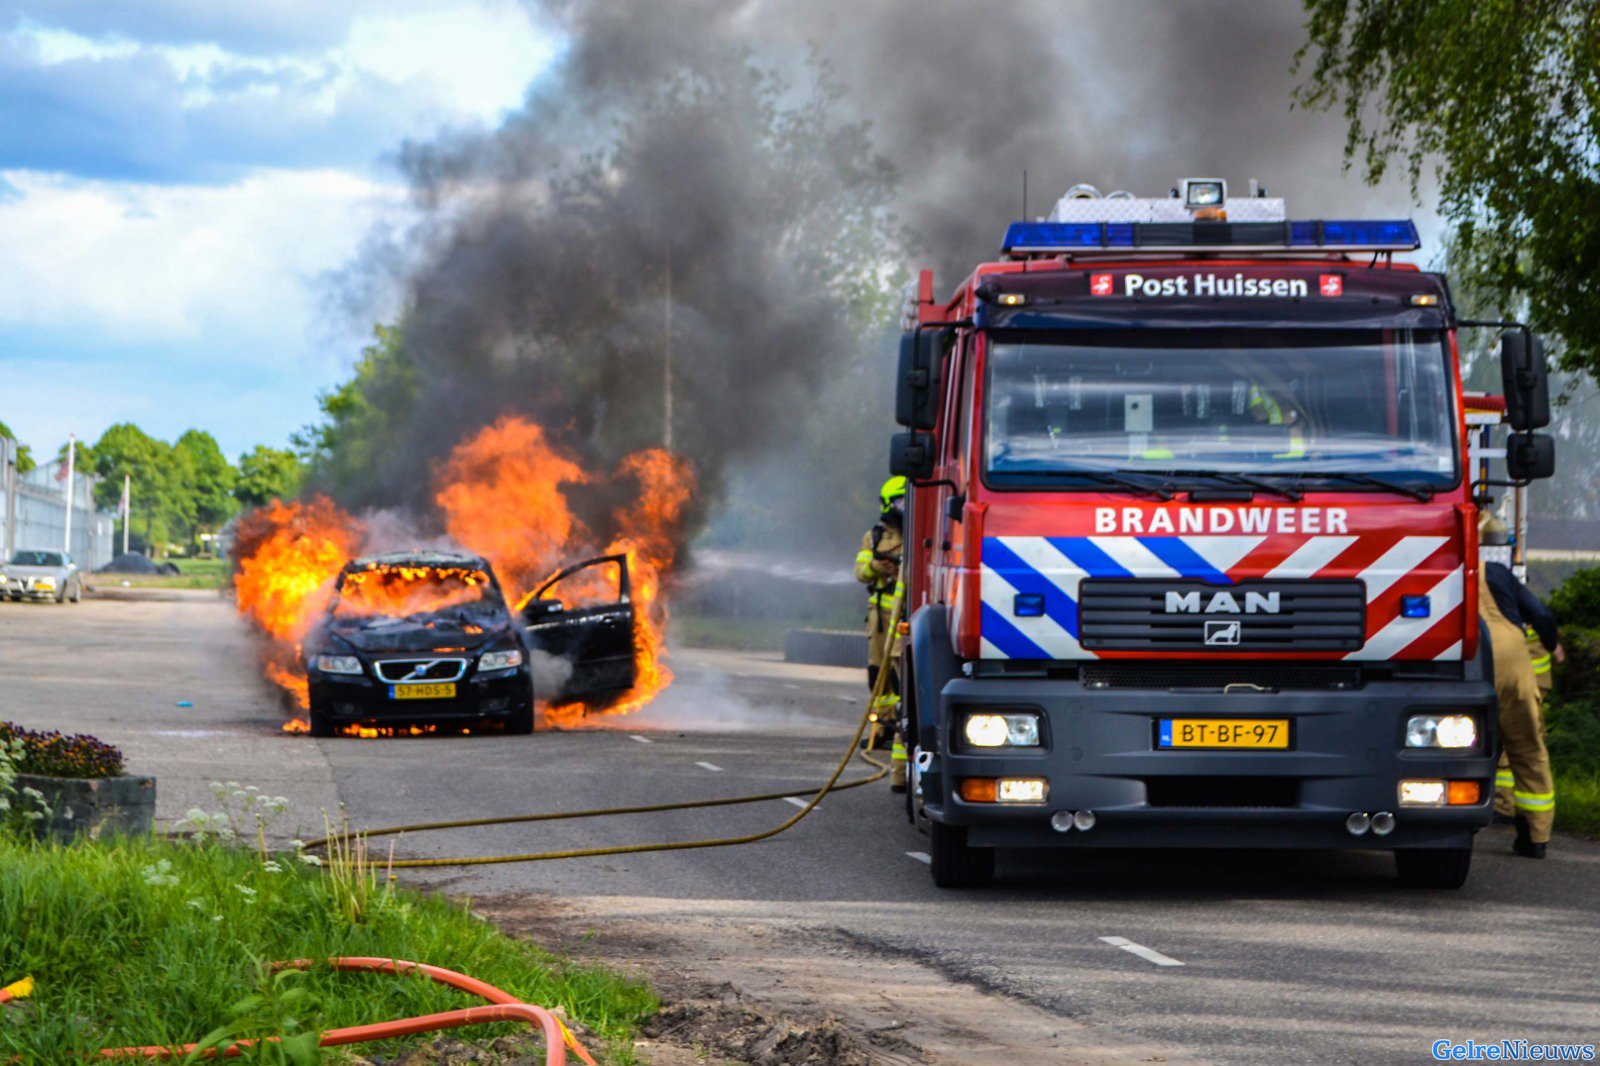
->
xmin=1480 ymin=514 xmax=1560 ymax=857
xmin=855 ymin=476 xmax=909 ymax=791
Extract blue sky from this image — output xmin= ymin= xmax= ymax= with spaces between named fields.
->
xmin=0 ymin=0 xmax=558 ymax=460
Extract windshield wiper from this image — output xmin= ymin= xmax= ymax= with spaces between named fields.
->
xmin=1056 ymin=470 xmax=1176 ymax=501
xmin=1160 ymin=469 xmax=1305 ymax=502
xmin=1298 ymin=471 xmax=1435 ymax=502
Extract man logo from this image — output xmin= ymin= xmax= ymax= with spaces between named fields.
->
xmin=1204 ymin=620 xmax=1242 ymax=646
xmin=1165 ymin=590 xmax=1281 ymax=614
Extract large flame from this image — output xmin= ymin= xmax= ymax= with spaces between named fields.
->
xmin=232 ymin=416 xmax=695 ymax=733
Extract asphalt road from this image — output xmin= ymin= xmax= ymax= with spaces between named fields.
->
xmin=3 ymin=595 xmax=1597 ymax=1064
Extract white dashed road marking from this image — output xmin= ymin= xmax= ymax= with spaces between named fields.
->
xmin=695 ymin=761 xmax=723 ymax=772
xmin=1099 ymin=936 xmax=1184 ymax=967
xmin=906 ymin=851 xmax=932 ymax=864
xmin=629 ymin=734 xmax=653 ymax=744
xmin=782 ymin=796 xmax=812 ymax=810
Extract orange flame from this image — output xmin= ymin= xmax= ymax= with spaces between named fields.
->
xmin=234 ymin=417 xmax=696 ymax=734
xmin=232 ymin=497 xmax=363 ymax=729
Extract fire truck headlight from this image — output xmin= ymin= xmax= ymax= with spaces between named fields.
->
xmin=1398 ymin=779 xmax=1447 ymax=806
xmin=1182 ymin=178 xmax=1226 ymax=208
xmin=1405 ymin=714 xmax=1477 ymax=749
xmin=963 ymin=712 xmax=1041 ymax=748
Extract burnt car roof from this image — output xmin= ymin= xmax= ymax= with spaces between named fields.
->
xmin=342 ymin=549 xmax=491 ymax=573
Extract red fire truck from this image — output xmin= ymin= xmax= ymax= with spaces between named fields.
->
xmin=890 ymin=178 xmax=1555 ymax=889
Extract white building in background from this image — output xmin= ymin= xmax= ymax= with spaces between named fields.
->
xmin=0 ymin=438 xmax=114 ymax=569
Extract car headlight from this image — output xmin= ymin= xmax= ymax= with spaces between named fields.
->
xmin=479 ymin=648 xmax=524 ymax=672
xmin=315 ymin=654 xmax=362 ymax=676
xmin=1405 ymin=714 xmax=1477 ymax=749
xmin=963 ymin=712 xmax=1041 ymax=748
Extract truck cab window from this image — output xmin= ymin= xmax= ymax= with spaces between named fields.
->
xmin=984 ymin=329 xmax=1456 ymax=491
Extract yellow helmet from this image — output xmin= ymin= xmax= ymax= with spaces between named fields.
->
xmin=880 ymin=476 xmax=908 ymax=508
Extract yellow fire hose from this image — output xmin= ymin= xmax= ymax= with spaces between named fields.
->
xmin=306 ymin=598 xmax=903 ymax=869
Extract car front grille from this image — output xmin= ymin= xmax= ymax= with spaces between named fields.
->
xmin=372 ymin=658 xmax=469 ymax=683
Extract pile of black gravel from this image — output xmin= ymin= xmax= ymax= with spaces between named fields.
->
xmin=96 ymin=552 xmax=160 ymax=575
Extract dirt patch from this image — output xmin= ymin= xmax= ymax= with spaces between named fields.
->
xmin=472 ymin=893 xmax=1189 ymax=1066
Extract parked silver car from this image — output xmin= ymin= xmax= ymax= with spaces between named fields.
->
xmin=2 ymin=549 xmax=84 ymax=603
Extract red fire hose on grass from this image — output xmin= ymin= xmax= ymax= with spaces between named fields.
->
xmin=2 ymin=958 xmax=595 ymax=1064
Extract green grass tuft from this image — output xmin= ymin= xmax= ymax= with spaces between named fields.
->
xmin=0 ymin=833 xmax=653 ymax=1061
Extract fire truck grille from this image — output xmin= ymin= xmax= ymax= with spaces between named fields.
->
xmin=1077 ymin=578 xmax=1366 ymax=652
xmin=1080 ymin=662 xmax=1362 ymax=691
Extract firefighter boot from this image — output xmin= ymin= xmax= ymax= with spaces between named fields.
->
xmin=1513 ymin=815 xmax=1547 ymax=859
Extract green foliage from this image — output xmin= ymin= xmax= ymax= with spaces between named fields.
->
xmin=0 ymin=419 xmax=35 ymax=475
xmin=89 ymin=424 xmax=252 ymax=555
xmin=235 ymin=446 xmax=306 ymax=509
xmin=1296 ymin=1 xmax=1600 ymax=376
xmin=1547 ymin=567 xmax=1600 ymax=627
xmin=0 ymin=833 xmax=654 ymax=1061
xmin=0 ymin=722 xmax=124 ymax=779
xmin=293 ymin=324 xmax=417 ymax=499
xmin=175 ymin=430 xmax=238 ymax=531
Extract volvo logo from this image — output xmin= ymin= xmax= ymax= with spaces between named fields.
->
xmin=1204 ymin=620 xmax=1243 ymax=646
xmin=1165 ymin=590 xmax=1281 ymax=614
xmin=402 ymin=660 xmax=440 ymax=681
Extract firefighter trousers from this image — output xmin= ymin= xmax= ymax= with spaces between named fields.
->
xmin=1487 ymin=616 xmax=1556 ymax=843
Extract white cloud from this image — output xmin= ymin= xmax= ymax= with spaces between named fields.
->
xmin=0 ymin=168 xmax=403 ymax=354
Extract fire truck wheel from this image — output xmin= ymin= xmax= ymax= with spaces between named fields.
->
xmin=1393 ymin=846 xmax=1472 ymax=889
xmin=505 ymin=703 xmax=534 ymax=735
xmin=929 ymin=821 xmax=994 ymax=888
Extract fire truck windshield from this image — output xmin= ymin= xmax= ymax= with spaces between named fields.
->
xmin=985 ymin=328 xmax=1456 ymax=490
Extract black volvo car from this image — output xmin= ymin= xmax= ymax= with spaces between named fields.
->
xmin=302 ymin=549 xmax=638 ymax=736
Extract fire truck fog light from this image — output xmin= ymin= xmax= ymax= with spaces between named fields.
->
xmin=1072 ymin=809 xmax=1096 ymax=831
xmin=1400 ymin=594 xmax=1431 ymax=618
xmin=1406 ymin=714 xmax=1476 ymax=749
xmin=1398 ymin=779 xmax=1447 ymax=807
xmin=1051 ymin=811 xmax=1074 ymax=832
xmin=995 ymin=292 xmax=1027 ymax=306
xmin=997 ymin=777 xmax=1049 ymax=804
xmin=963 ymin=712 xmax=1041 ymax=748
xmin=1409 ymin=294 xmax=1440 ymax=307
xmin=1447 ymin=780 xmax=1481 ymax=805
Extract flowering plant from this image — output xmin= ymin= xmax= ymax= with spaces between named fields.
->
xmin=0 ymin=721 xmax=124 ymax=778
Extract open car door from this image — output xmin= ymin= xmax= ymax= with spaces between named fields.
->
xmin=520 ymin=553 xmax=638 ymax=706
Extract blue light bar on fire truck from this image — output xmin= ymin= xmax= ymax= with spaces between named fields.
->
xmin=1000 ymin=219 xmax=1420 ymax=256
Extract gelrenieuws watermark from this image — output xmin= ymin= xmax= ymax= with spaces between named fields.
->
xmin=1432 ymin=1040 xmax=1596 ymax=1062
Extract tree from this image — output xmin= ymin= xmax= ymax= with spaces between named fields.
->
xmin=1296 ymin=1 xmax=1600 ymax=375
xmin=173 ymin=430 xmax=237 ymax=543
xmin=90 ymin=423 xmax=181 ymax=553
xmin=234 ymin=445 xmax=305 ymax=508
xmin=0 ymin=420 xmax=34 ymax=475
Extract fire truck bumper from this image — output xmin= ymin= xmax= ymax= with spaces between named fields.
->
xmin=923 ymin=674 xmax=1498 ymax=850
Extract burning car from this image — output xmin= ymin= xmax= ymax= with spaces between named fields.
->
xmin=301 ymin=548 xmax=640 ymax=736
xmin=303 ymin=550 xmax=535 ymax=736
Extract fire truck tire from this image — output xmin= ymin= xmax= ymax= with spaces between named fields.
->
xmin=1393 ymin=846 xmax=1472 ymax=889
xmin=929 ymin=821 xmax=994 ymax=888
xmin=505 ymin=703 xmax=534 ymax=735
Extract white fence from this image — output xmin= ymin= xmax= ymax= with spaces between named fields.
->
xmin=0 ymin=438 xmax=114 ymax=570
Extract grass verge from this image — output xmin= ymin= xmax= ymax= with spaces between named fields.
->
xmin=0 ymin=833 xmax=653 ymax=1061
xmin=1545 ymin=694 xmax=1600 ymax=838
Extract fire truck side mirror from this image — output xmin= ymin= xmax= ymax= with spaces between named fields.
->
xmin=1500 ymin=331 xmax=1551 ymax=430
xmin=889 ymin=431 xmax=936 ymax=480
xmin=1505 ymin=432 xmax=1555 ymax=482
xmin=895 ymin=329 xmax=949 ymax=430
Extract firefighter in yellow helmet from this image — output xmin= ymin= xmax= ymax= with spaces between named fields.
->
xmin=854 ymin=476 xmax=907 ymax=792
xmin=1478 ymin=512 xmax=1556 ymax=857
